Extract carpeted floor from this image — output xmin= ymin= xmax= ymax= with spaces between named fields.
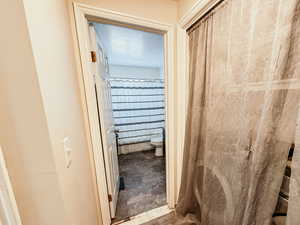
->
xmin=114 ymin=150 xmax=166 ymax=222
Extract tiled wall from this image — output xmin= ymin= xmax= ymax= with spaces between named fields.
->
xmin=110 ymin=79 xmax=165 ymax=152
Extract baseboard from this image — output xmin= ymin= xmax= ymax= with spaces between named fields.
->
xmin=113 ymin=205 xmax=173 ymax=225
xmin=119 ymin=142 xmax=154 ymax=155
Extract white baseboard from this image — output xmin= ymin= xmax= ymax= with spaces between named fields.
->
xmin=119 ymin=142 xmax=154 ymax=155
xmin=113 ymin=205 xmax=172 ymax=225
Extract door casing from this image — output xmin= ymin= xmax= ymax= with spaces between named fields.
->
xmin=0 ymin=146 xmax=23 ymax=225
xmin=73 ymin=3 xmax=177 ymax=224
xmin=88 ymin=23 xmax=120 ymax=218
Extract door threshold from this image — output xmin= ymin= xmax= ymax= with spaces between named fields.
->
xmin=112 ymin=205 xmax=172 ymax=225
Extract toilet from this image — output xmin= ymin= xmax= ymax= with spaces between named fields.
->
xmin=150 ymin=135 xmax=164 ymax=157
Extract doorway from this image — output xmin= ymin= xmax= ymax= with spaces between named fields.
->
xmin=89 ymin=23 xmax=167 ymax=221
xmin=73 ymin=3 xmax=177 ymax=225
xmin=89 ymin=22 xmax=167 ymax=222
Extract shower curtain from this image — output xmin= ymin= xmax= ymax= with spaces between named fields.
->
xmin=176 ymin=0 xmax=300 ymax=224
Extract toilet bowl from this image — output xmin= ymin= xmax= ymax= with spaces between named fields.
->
xmin=151 ymin=135 xmax=164 ymax=157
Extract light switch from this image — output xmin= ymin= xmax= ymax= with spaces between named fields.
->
xmin=62 ymin=137 xmax=72 ymax=168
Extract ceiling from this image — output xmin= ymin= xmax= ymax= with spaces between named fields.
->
xmin=94 ymin=23 xmax=164 ymax=68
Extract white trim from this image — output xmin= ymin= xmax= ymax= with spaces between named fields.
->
xmin=163 ymin=26 xmax=177 ymax=209
xmin=179 ymin=0 xmax=223 ymax=29
xmin=73 ymin=5 xmax=111 ymax=225
xmin=75 ymin=3 xmax=173 ymax=31
xmin=175 ymin=25 xmax=189 ymax=198
xmin=115 ymin=205 xmax=172 ymax=225
xmin=73 ymin=3 xmax=176 ymax=224
xmin=0 ymin=146 xmax=23 ymax=225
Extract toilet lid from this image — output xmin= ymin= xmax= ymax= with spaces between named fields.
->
xmin=151 ymin=135 xmax=163 ymax=143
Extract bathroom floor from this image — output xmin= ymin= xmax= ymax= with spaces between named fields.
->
xmin=114 ymin=149 xmax=166 ymax=222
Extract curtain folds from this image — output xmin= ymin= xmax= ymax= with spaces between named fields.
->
xmin=176 ymin=0 xmax=300 ymax=224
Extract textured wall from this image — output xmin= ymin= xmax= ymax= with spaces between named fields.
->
xmin=111 ymin=79 xmax=165 ymax=148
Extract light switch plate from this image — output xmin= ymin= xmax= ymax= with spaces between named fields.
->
xmin=62 ymin=137 xmax=72 ymax=168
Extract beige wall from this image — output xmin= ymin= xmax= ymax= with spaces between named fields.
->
xmin=178 ymin=0 xmax=198 ymax=19
xmin=22 ymin=0 xmax=100 ymax=225
xmin=0 ymin=0 xmax=67 ymax=224
xmin=70 ymin=0 xmax=178 ymax=24
xmin=110 ymin=65 xmax=162 ymax=80
xmin=1 ymin=0 xmax=100 ymax=224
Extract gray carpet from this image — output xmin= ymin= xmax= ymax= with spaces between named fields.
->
xmin=114 ymin=150 xmax=166 ymax=222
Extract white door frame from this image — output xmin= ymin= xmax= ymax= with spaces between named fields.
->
xmin=0 ymin=146 xmax=23 ymax=225
xmin=176 ymin=0 xmax=224 ymax=197
xmin=73 ymin=3 xmax=176 ymax=224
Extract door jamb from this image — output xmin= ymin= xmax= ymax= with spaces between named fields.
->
xmin=0 ymin=146 xmax=23 ymax=225
xmin=73 ymin=3 xmax=176 ymax=224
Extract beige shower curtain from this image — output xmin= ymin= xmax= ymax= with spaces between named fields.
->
xmin=176 ymin=0 xmax=300 ymax=224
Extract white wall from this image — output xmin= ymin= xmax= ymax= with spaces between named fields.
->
xmin=110 ymin=65 xmax=162 ymax=80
